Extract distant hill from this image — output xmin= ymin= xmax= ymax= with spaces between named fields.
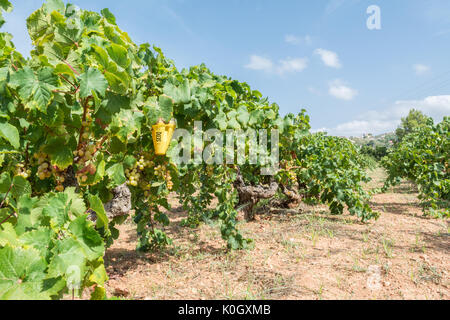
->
xmin=349 ymin=132 xmax=397 ymax=148
xmin=348 ymin=132 xmax=397 ymax=160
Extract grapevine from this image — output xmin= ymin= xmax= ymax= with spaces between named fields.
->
xmin=382 ymin=117 xmax=449 ymax=218
xmin=0 ymin=0 xmax=380 ymax=299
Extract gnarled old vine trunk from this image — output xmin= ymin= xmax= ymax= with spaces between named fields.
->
xmin=104 ymin=184 xmax=132 ymax=219
xmin=63 ymin=166 xmax=131 ymax=220
xmin=234 ymin=170 xmax=304 ymax=220
xmin=234 ymin=173 xmax=279 ymax=221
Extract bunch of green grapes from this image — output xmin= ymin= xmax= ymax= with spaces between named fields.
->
xmin=35 ymin=152 xmax=52 ymax=181
xmin=206 ymin=165 xmax=214 ymax=177
xmin=74 ymin=110 xmax=98 ymax=185
xmin=32 ymin=152 xmax=66 ymax=191
xmin=15 ymin=163 xmax=31 ymax=179
xmin=154 ymin=164 xmax=173 ymax=191
xmin=126 ymin=155 xmax=154 ymax=190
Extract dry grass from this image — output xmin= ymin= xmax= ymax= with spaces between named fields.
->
xmin=101 ymin=167 xmax=449 ymax=300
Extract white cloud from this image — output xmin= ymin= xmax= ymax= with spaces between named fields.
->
xmin=328 ymin=79 xmax=358 ymax=100
xmin=311 ymin=127 xmax=328 ymax=133
xmin=394 ymin=95 xmax=450 ymax=115
xmin=314 ymin=48 xmax=342 ymax=68
xmin=284 ymin=34 xmax=312 ymax=45
xmin=333 ymin=120 xmax=400 ymax=136
xmin=315 ymin=95 xmax=450 ymax=136
xmin=413 ymin=64 xmax=430 ymax=75
xmin=277 ymin=57 xmax=308 ymax=74
xmin=245 ymin=55 xmax=273 ymax=72
xmin=245 ymin=55 xmax=308 ymax=75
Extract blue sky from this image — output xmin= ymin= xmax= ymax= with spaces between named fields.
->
xmin=3 ymin=0 xmax=450 ymax=136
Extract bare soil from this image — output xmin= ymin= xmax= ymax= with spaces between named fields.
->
xmin=103 ymin=168 xmax=449 ymax=300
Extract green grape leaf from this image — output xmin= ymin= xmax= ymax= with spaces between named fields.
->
xmin=106 ymin=43 xmax=130 ymax=69
xmin=26 ymin=9 xmax=50 ymax=42
xmin=91 ymin=44 xmax=110 ymax=69
xmin=0 ymin=246 xmax=50 ymax=300
xmin=104 ymin=71 xmax=128 ymax=94
xmin=64 ymin=187 xmax=87 ymax=216
xmin=236 ymin=105 xmax=250 ymax=127
xmin=109 ymin=136 xmax=127 ymax=154
xmin=227 ymin=117 xmax=241 ymax=130
xmin=43 ymin=0 xmax=65 ymax=14
xmin=0 ymin=0 xmax=11 ymax=28
xmin=0 ymin=122 xmax=19 ymax=149
xmin=11 ymin=176 xmax=32 ymax=200
xmin=19 ymin=228 xmax=53 ymax=255
xmin=105 ymin=163 xmax=126 ymax=187
xmin=0 ymin=0 xmax=12 ymax=12
xmin=88 ymin=259 xmax=108 ymax=286
xmin=79 ymin=67 xmax=108 ymax=98
xmin=68 ymin=215 xmax=105 ymax=261
xmin=163 ymin=80 xmax=191 ymax=105
xmin=9 ymin=67 xmax=58 ymax=112
xmin=15 ymin=195 xmax=39 ymax=235
xmin=214 ymin=112 xmax=228 ymax=131
xmin=90 ymin=285 xmax=106 ymax=300
xmin=43 ymin=137 xmax=73 ymax=170
xmin=54 ymin=63 xmax=76 ymax=79
xmin=47 ymin=238 xmax=86 ymax=281
xmin=0 ymin=223 xmax=19 ymax=247
xmin=42 ymin=193 xmax=70 ymax=228
xmin=88 ymin=194 xmax=109 ymax=234
xmin=101 ymin=8 xmax=116 ymax=24
xmin=0 ymin=172 xmax=11 ymax=193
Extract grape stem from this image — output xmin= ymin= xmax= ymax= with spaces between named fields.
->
xmin=0 ymin=212 xmax=16 ymax=226
xmin=92 ymin=135 xmax=109 ymax=157
xmin=24 ymin=142 xmax=29 ymax=167
xmin=58 ymin=74 xmax=77 ymax=90
xmin=76 ymin=97 xmax=91 ymax=152
xmin=63 ymin=59 xmax=80 ymax=76
xmin=0 ymin=183 xmax=16 ymax=226
xmin=0 ymin=183 xmax=13 ymax=209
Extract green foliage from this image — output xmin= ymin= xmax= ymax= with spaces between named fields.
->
xmin=0 ymin=190 xmax=107 ymax=300
xmin=0 ymin=0 xmax=381 ymax=299
xmin=382 ymin=117 xmax=449 ymax=217
xmin=395 ymin=109 xmax=431 ymax=143
xmin=0 ymin=0 xmax=12 ymax=28
xmin=360 ymin=145 xmax=388 ymax=162
xmin=285 ymin=133 xmax=378 ymax=222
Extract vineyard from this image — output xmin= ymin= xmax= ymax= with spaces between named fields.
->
xmin=0 ymin=1 xmax=448 ymax=300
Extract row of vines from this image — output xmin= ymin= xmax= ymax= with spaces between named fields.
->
xmin=381 ymin=117 xmax=449 ymax=218
xmin=0 ymin=0 xmax=379 ymax=299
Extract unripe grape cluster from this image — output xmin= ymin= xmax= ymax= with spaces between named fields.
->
xmin=154 ymin=164 xmax=173 ymax=190
xmin=15 ymin=163 xmax=31 ymax=179
xmin=125 ymin=155 xmax=174 ymax=197
xmin=288 ymin=171 xmax=297 ymax=184
xmin=206 ymin=165 xmax=214 ymax=177
xmin=35 ymin=152 xmax=52 ymax=181
xmin=125 ymin=155 xmax=154 ymax=188
xmin=74 ymin=110 xmax=98 ymax=184
xmin=33 ymin=152 xmax=66 ymax=191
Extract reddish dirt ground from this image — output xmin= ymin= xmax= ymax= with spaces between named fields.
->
xmin=102 ymin=168 xmax=449 ymax=300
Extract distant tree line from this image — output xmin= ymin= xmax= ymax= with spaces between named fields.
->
xmin=354 ymin=109 xmax=431 ymax=161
